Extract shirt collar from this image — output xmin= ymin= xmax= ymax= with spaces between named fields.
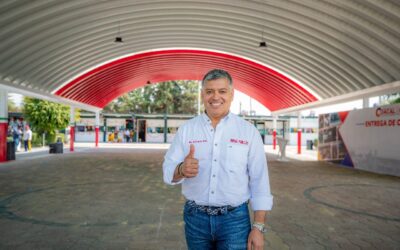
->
xmin=201 ymin=111 xmax=232 ymax=126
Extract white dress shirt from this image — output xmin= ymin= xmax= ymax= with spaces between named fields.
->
xmin=23 ymin=129 xmax=32 ymax=141
xmin=163 ymin=112 xmax=273 ymax=211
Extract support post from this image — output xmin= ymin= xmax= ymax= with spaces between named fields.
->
xmin=103 ymin=117 xmax=107 ymax=142
xmin=164 ymin=112 xmax=167 ymax=143
xmin=95 ymin=111 xmax=100 ymax=147
xmin=363 ymin=97 xmax=369 ymax=108
xmin=272 ymin=116 xmax=277 ymax=150
xmin=70 ymin=106 xmax=75 ymax=152
xmin=297 ymin=112 xmax=302 ymax=154
xmin=0 ymin=90 xmax=8 ymax=162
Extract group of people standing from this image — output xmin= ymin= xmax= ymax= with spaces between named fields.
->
xmin=8 ymin=118 xmax=32 ymax=152
xmin=108 ymin=129 xmax=134 ymax=143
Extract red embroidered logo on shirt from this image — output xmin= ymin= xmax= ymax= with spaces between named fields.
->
xmin=230 ymin=139 xmax=248 ymax=145
xmin=189 ymin=140 xmax=207 ymax=144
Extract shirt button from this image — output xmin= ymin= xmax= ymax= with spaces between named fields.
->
xmin=210 ymin=129 xmax=213 ymax=132
xmin=214 ymin=159 xmax=217 ymax=162
xmin=212 ymin=174 xmax=216 ymax=178
xmin=211 ymin=191 xmax=214 ymax=194
xmin=214 ymin=143 xmax=217 ymax=146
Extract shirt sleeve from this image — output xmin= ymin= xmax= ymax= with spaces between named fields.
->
xmin=163 ymin=126 xmax=185 ymax=185
xmin=248 ymin=128 xmax=273 ymax=211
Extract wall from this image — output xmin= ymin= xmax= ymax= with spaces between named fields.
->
xmin=339 ymin=104 xmax=400 ymax=176
xmin=287 ymin=117 xmax=318 ymax=146
xmin=146 ymin=119 xmax=186 ymax=143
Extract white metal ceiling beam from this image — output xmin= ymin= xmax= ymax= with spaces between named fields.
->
xmin=0 ymin=83 xmax=101 ymax=113
xmin=271 ymin=81 xmax=400 ymax=115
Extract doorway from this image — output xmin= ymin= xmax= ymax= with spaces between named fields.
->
xmin=138 ymin=119 xmax=146 ymax=142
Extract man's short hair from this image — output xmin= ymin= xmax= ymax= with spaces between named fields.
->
xmin=202 ymin=69 xmax=233 ymax=87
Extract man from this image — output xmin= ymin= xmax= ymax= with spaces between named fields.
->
xmin=163 ymin=69 xmax=273 ymax=249
xmin=23 ymin=125 xmax=32 ymax=152
xmin=9 ymin=117 xmax=20 ymax=151
xmin=125 ymin=129 xmax=130 ymax=143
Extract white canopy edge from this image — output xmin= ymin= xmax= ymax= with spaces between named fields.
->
xmin=272 ymin=80 xmax=400 ymax=116
xmin=0 ymin=82 xmax=102 ymax=113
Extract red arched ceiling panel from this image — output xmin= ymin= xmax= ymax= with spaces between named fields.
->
xmin=55 ymin=49 xmax=317 ymax=111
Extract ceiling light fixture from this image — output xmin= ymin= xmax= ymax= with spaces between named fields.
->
xmin=259 ymin=29 xmax=267 ymax=48
xmin=259 ymin=41 xmax=267 ymax=47
xmin=114 ymin=21 xmax=123 ymax=43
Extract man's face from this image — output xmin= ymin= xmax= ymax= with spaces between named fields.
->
xmin=201 ymin=77 xmax=234 ymax=121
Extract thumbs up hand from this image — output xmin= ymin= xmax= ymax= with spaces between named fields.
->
xmin=181 ymin=144 xmax=199 ymax=178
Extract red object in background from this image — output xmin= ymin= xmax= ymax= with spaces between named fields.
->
xmin=0 ymin=123 xmax=7 ymax=162
xmin=297 ymin=130 xmax=302 ymax=154
xmin=70 ymin=126 xmax=75 ymax=152
xmin=55 ymin=50 xmax=317 ymax=111
xmin=95 ymin=127 xmax=99 ymax=147
xmin=273 ymin=130 xmax=277 ymax=150
xmin=338 ymin=111 xmax=349 ymax=123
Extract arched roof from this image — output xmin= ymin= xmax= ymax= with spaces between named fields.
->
xmin=0 ymin=1 xmax=399 ymax=111
xmin=55 ymin=49 xmax=317 ymax=111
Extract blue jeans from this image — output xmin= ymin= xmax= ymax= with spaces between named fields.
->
xmin=13 ymin=135 xmax=19 ymax=150
xmin=183 ymin=202 xmax=251 ymax=250
xmin=24 ymin=140 xmax=29 ymax=151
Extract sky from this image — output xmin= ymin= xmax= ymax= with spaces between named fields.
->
xmin=230 ymin=89 xmax=270 ymax=115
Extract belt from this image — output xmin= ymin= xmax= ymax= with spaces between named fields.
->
xmin=186 ymin=200 xmax=243 ymax=216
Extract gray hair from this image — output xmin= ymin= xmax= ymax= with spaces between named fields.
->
xmin=201 ymin=69 xmax=233 ymax=87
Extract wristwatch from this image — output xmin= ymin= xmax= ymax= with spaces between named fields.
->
xmin=252 ymin=222 xmax=267 ymax=233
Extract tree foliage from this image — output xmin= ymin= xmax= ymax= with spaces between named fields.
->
xmin=23 ymin=97 xmax=70 ymax=139
xmin=390 ymin=97 xmax=400 ymax=104
xmin=103 ymin=80 xmax=200 ymax=114
xmin=382 ymin=93 xmax=400 ymax=105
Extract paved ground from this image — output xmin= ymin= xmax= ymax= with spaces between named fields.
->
xmin=0 ymin=144 xmax=399 ymax=249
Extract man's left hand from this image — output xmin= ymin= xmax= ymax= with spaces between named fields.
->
xmin=247 ymin=228 xmax=264 ymax=250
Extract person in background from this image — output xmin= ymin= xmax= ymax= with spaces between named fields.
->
xmin=115 ymin=130 xmax=119 ymax=142
xmin=23 ymin=125 xmax=32 ymax=152
xmin=108 ymin=131 xmax=115 ymax=143
xmin=16 ymin=125 xmax=23 ymax=152
xmin=163 ymin=69 xmax=273 ymax=250
xmin=130 ymin=129 xmax=134 ymax=143
xmin=9 ymin=117 xmax=19 ymax=151
xmin=125 ymin=129 xmax=131 ymax=143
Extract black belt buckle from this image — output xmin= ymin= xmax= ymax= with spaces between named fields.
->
xmin=205 ymin=204 xmax=235 ymax=215
xmin=187 ymin=200 xmax=237 ymax=216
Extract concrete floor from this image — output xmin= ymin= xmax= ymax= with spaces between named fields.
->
xmin=0 ymin=146 xmax=399 ymax=249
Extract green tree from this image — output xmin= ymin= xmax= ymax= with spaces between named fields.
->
xmin=104 ymin=80 xmax=199 ymax=114
xmin=382 ymin=93 xmax=400 ymax=105
xmin=390 ymin=97 xmax=400 ymax=104
xmin=23 ymin=98 xmax=70 ymax=143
